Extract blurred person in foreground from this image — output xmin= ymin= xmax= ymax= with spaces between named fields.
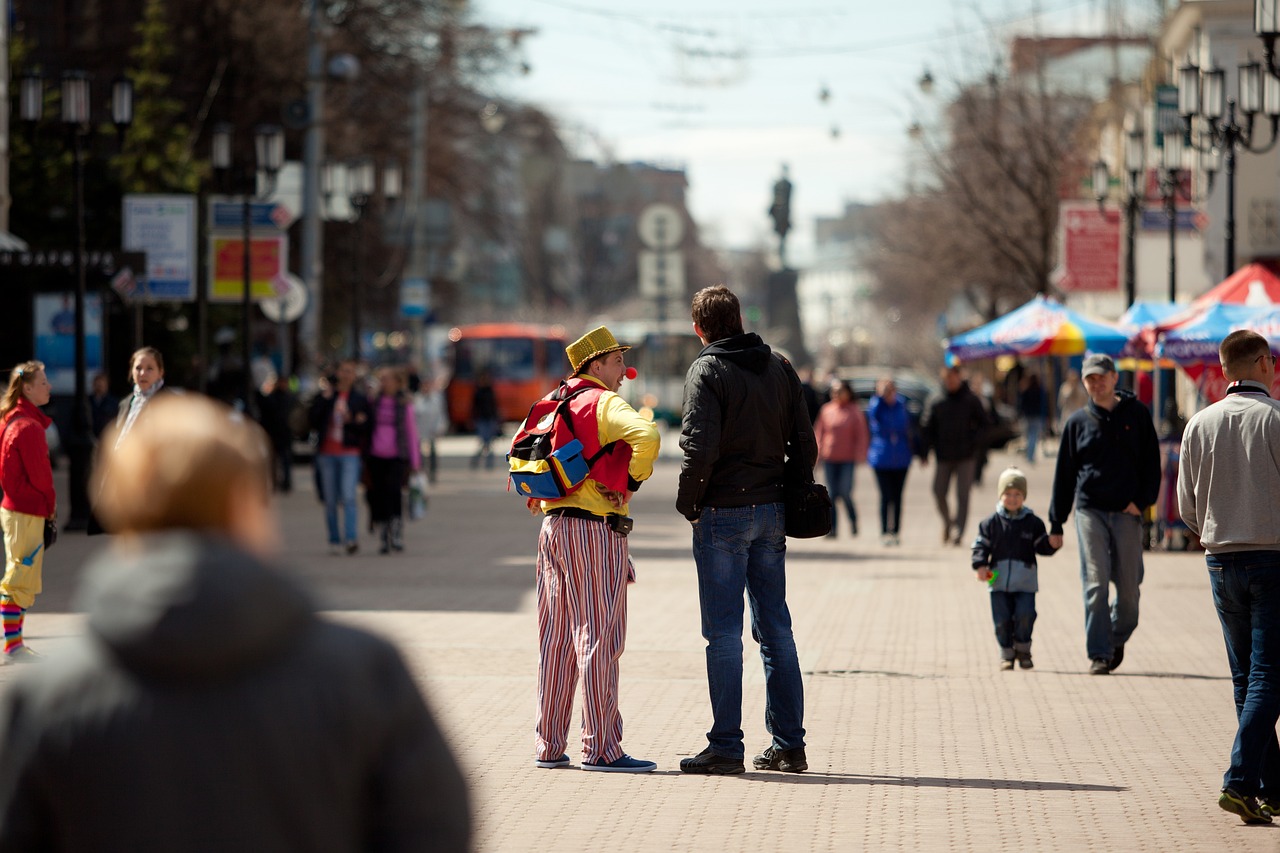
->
xmin=1178 ymin=330 xmax=1280 ymax=826
xmin=0 ymin=362 xmax=55 ymax=662
xmin=0 ymin=395 xmax=470 ymax=851
xmin=1048 ymin=353 xmax=1160 ymax=675
xmin=676 ymin=285 xmax=816 ymax=775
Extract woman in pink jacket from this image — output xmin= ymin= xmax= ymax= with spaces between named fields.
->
xmin=0 ymin=361 xmax=56 ymax=661
xmin=813 ymin=379 xmax=869 ymax=537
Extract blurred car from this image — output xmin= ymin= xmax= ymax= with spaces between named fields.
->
xmin=832 ymin=366 xmax=937 ymax=428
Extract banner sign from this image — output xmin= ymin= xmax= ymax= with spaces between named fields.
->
xmin=1059 ymin=202 xmax=1120 ymax=293
xmin=208 ymin=234 xmax=290 ymax=302
xmin=122 ymin=194 xmax=197 ymax=300
xmin=34 ymin=293 xmax=103 ymax=394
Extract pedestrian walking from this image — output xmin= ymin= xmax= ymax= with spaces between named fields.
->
xmin=0 ymin=362 xmax=55 ymax=663
xmin=1048 ymin=353 xmax=1161 ymax=675
xmin=971 ymin=468 xmax=1058 ymax=670
xmin=868 ymin=376 xmax=912 ymax=546
xmin=919 ymin=366 xmax=988 ymax=545
xmin=255 ymin=372 xmax=296 ymax=493
xmin=1057 ymin=369 xmax=1088 ymax=430
xmin=365 ymin=366 xmax=420 ymax=554
xmin=813 ymin=378 xmax=867 ymax=537
xmin=676 ymin=285 xmax=816 ymax=776
xmin=1019 ymin=372 xmax=1045 ymax=464
xmin=0 ymin=394 xmax=470 ymax=851
xmin=308 ymin=360 xmax=371 ymax=555
xmin=1177 ymin=330 xmax=1280 ymax=826
xmin=470 ymin=369 xmax=499 ymax=470
xmin=525 ymin=326 xmax=660 ymax=773
xmin=410 ymin=369 xmax=448 ymax=484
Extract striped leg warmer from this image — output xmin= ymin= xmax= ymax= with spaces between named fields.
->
xmin=0 ymin=597 xmax=24 ymax=654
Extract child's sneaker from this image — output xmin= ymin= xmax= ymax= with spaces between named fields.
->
xmin=999 ymin=658 xmax=1015 ymax=671
xmin=1017 ymin=652 xmax=1034 ymax=669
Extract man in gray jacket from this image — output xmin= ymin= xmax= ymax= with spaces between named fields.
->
xmin=1178 ymin=330 xmax=1280 ymax=827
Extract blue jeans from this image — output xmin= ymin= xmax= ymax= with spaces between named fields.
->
xmin=692 ymin=503 xmax=805 ymax=759
xmin=315 ymin=453 xmax=361 ymax=545
xmin=1075 ymin=508 xmax=1144 ymax=660
xmin=990 ymin=591 xmax=1036 ymax=651
xmin=1206 ymin=551 xmax=1280 ymax=797
xmin=1024 ymin=416 xmax=1044 ymax=462
xmin=824 ymin=461 xmax=856 ymax=533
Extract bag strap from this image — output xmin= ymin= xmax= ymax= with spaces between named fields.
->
xmin=545 ymin=383 xmax=618 ymax=465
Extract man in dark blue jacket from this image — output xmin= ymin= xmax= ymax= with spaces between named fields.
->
xmin=676 ymin=285 xmax=817 ymax=776
xmin=1048 ymin=354 xmax=1161 ymax=675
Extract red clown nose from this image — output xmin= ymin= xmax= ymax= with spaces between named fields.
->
xmin=624 ymin=367 xmax=638 ymax=380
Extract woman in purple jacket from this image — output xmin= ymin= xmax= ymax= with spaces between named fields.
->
xmin=867 ymin=377 xmax=914 ymax=546
xmin=365 ymin=367 xmax=421 ymax=554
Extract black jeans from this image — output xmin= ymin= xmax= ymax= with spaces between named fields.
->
xmin=873 ymin=467 xmax=908 ymax=535
xmin=365 ymin=456 xmax=406 ymax=523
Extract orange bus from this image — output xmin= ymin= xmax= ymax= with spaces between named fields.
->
xmin=446 ymin=323 xmax=569 ymax=430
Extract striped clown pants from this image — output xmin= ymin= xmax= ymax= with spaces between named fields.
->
xmin=535 ymin=514 xmax=634 ymax=765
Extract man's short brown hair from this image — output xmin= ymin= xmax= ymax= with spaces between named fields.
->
xmin=691 ymin=285 xmax=744 ymax=344
xmin=1220 ymin=329 xmax=1271 ymax=380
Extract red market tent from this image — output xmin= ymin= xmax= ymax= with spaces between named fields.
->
xmin=1189 ymin=259 xmax=1280 ymax=311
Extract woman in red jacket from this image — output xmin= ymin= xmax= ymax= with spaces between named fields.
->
xmin=813 ymin=379 xmax=869 ymax=537
xmin=0 ymin=361 xmax=56 ymax=661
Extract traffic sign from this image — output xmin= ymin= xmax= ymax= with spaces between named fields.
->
xmin=259 ymin=273 xmax=309 ymax=323
xmin=638 ymin=203 xmax=684 ymax=250
xmin=638 ymin=249 xmax=685 ymax=297
xmin=210 ymin=198 xmax=294 ymax=230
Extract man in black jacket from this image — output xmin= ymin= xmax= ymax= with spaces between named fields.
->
xmin=1048 ymin=354 xmax=1161 ymax=675
xmin=676 ymin=285 xmax=817 ymax=777
xmin=920 ymin=366 xmax=988 ymax=545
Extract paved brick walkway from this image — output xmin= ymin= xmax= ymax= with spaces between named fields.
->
xmin=3 ymin=437 xmax=1272 ymax=851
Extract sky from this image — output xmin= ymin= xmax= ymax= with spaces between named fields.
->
xmin=470 ymin=0 xmax=1156 ymax=261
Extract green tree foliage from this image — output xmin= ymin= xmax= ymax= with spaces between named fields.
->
xmin=114 ymin=0 xmax=203 ymax=194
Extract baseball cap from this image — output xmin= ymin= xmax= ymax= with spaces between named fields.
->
xmin=1081 ymin=354 xmax=1116 ymax=378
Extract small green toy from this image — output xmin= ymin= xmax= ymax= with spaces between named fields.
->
xmin=986 ymin=568 xmax=999 ymax=588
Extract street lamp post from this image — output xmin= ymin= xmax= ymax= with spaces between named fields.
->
xmin=18 ymin=69 xmax=133 ymax=529
xmin=1092 ymin=125 xmax=1145 ymax=308
xmin=322 ymin=160 xmax=399 ymax=360
xmin=1176 ymin=58 xmax=1280 ymax=279
xmin=211 ymin=123 xmax=284 ymax=416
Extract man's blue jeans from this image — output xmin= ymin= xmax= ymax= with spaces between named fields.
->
xmin=1075 ymin=508 xmax=1143 ymax=660
xmin=692 ymin=503 xmax=805 ymax=759
xmin=1206 ymin=551 xmax=1280 ymax=797
xmin=315 ymin=452 xmax=362 ymax=545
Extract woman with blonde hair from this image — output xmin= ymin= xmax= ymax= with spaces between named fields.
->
xmin=0 ymin=361 xmax=56 ymax=661
xmin=114 ymin=346 xmax=168 ymax=446
xmin=0 ymin=394 xmax=469 ymax=849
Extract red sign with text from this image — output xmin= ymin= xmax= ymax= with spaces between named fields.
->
xmin=1059 ymin=202 xmax=1120 ymax=293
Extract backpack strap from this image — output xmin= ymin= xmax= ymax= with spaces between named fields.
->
xmin=548 ymin=383 xmax=618 ymax=465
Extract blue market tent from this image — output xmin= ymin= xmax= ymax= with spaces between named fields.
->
xmin=945 ymin=295 xmax=1129 ymax=361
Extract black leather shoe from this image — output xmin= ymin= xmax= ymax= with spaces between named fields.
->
xmin=679 ymin=747 xmax=744 ymax=775
xmin=1109 ymin=643 xmax=1125 ymax=673
xmin=753 ymin=745 xmax=808 ymax=772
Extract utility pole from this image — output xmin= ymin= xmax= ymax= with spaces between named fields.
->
xmin=298 ymin=0 xmax=325 ymax=377
xmin=1 ymin=0 xmax=11 ymax=234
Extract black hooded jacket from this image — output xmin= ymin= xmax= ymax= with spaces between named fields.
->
xmin=0 ymin=533 xmax=470 ymax=853
xmin=676 ymin=333 xmax=818 ymax=520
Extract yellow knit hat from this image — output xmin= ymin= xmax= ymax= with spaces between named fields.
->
xmin=566 ymin=326 xmax=630 ymax=374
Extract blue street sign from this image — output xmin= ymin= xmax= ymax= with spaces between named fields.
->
xmin=211 ymin=201 xmax=283 ymax=229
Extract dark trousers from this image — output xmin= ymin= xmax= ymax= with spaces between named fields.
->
xmin=873 ymin=467 xmax=908 ymax=535
xmin=366 ymin=456 xmax=406 ymax=523
xmin=990 ymin=591 xmax=1036 ymax=650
